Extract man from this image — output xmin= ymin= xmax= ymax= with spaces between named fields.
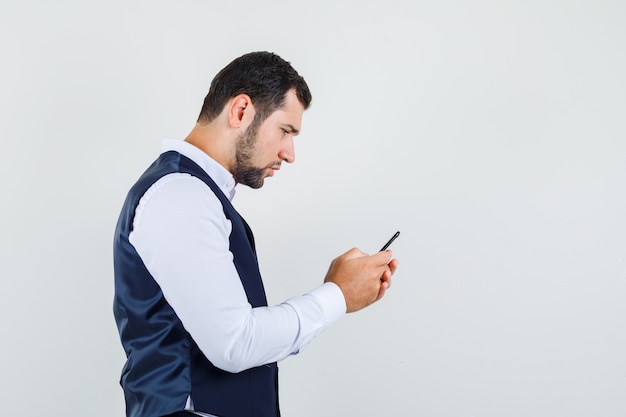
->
xmin=113 ymin=51 xmax=398 ymax=417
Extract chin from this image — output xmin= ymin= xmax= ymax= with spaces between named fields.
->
xmin=247 ymin=178 xmax=265 ymax=189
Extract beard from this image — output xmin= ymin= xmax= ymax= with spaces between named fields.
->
xmin=232 ymin=117 xmax=276 ymax=189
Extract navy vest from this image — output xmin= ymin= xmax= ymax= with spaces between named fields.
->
xmin=113 ymin=151 xmax=279 ymax=417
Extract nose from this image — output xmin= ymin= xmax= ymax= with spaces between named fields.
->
xmin=279 ymin=135 xmax=295 ymax=163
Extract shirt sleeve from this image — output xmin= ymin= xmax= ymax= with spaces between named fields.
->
xmin=129 ymin=173 xmax=346 ymax=373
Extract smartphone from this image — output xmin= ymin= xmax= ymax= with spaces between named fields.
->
xmin=379 ymin=231 xmax=400 ymax=251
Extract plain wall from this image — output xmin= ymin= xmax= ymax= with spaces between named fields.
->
xmin=1 ymin=1 xmax=625 ymax=416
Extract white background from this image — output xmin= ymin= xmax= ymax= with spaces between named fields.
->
xmin=1 ymin=1 xmax=625 ymax=416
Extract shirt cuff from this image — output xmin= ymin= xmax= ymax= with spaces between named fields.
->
xmin=307 ymin=282 xmax=347 ymax=325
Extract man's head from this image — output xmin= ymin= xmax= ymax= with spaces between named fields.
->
xmin=198 ymin=51 xmax=312 ymax=126
xmin=195 ymin=51 xmax=312 ymax=188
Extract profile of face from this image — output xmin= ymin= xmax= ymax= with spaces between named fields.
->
xmin=232 ymin=90 xmax=304 ymax=188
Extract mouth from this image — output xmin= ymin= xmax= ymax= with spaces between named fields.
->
xmin=263 ymin=159 xmax=283 ymax=178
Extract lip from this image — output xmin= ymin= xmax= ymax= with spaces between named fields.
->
xmin=267 ymin=162 xmax=282 ymax=177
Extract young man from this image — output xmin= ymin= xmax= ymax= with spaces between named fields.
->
xmin=113 ymin=51 xmax=398 ymax=417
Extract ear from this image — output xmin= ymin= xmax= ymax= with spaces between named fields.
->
xmin=227 ymin=94 xmax=255 ymax=128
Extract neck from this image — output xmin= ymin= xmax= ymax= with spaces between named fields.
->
xmin=184 ymin=122 xmax=235 ymax=174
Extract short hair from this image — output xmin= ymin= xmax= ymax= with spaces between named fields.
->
xmin=197 ymin=51 xmax=312 ymax=124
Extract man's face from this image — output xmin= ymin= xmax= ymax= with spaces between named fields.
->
xmin=233 ymin=90 xmax=304 ymax=188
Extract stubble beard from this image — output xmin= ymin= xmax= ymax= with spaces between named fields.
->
xmin=233 ymin=118 xmax=269 ymax=189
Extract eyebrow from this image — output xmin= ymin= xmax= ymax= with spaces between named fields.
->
xmin=282 ymin=124 xmax=300 ymax=135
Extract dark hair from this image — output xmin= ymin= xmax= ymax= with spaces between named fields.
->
xmin=197 ymin=51 xmax=312 ymax=124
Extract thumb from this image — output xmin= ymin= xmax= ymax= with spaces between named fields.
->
xmin=372 ymin=250 xmax=393 ymax=265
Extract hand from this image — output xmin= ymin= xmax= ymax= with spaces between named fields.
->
xmin=324 ymin=248 xmax=399 ymax=313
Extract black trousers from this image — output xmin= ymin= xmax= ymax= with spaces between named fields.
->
xmin=162 ymin=412 xmax=196 ymax=417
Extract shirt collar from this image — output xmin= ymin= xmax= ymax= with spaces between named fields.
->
xmin=162 ymin=139 xmax=237 ymax=201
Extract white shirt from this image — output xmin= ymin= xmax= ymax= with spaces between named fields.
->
xmin=129 ymin=139 xmax=346 ymax=415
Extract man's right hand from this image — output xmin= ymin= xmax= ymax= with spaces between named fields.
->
xmin=323 ymin=248 xmax=398 ymax=313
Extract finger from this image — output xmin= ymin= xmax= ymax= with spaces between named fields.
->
xmin=380 ymin=267 xmax=392 ymax=288
xmin=388 ymin=259 xmax=399 ymax=275
xmin=371 ymin=250 xmax=393 ymax=266
xmin=375 ymin=280 xmax=389 ymax=302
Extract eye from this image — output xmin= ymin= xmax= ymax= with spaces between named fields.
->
xmin=280 ymin=128 xmax=289 ymax=136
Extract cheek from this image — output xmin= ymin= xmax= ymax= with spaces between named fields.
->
xmin=258 ymin=133 xmax=282 ymax=156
